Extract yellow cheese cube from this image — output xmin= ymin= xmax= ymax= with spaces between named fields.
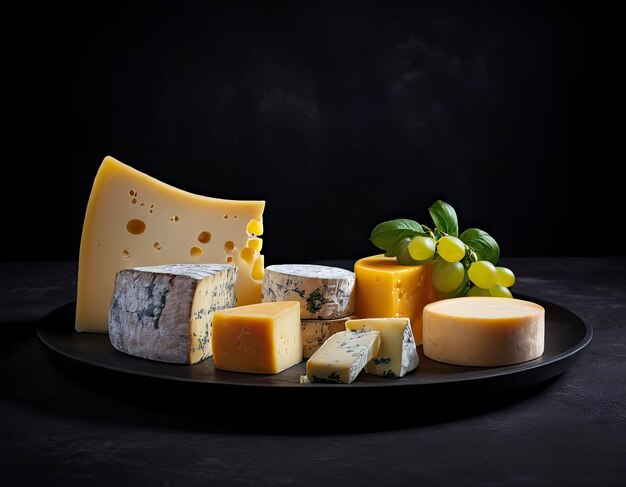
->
xmin=212 ymin=301 xmax=302 ymax=374
xmin=354 ymin=254 xmax=439 ymax=345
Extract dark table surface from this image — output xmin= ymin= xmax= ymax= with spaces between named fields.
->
xmin=1 ymin=258 xmax=625 ymax=486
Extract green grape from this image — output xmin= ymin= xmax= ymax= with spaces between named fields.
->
xmin=489 ymin=285 xmax=513 ymax=298
xmin=468 ymin=260 xmax=497 ymax=289
xmin=409 ymin=236 xmax=436 ymax=261
xmin=437 ymin=236 xmax=466 ymax=263
xmin=495 ymin=267 xmax=516 ymax=288
xmin=432 ymin=258 xmax=465 ymax=293
xmin=394 ymin=237 xmax=420 ymax=266
xmin=467 ymin=285 xmax=491 ymax=297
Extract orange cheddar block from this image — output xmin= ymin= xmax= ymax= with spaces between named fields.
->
xmin=354 ymin=254 xmax=439 ymax=345
xmin=212 ymin=301 xmax=302 ymax=374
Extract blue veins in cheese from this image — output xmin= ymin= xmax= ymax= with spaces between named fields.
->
xmin=262 ymin=264 xmax=355 ymax=320
xmin=301 ymin=315 xmax=357 ymax=358
xmin=306 ymin=329 xmax=381 ymax=384
xmin=346 ymin=318 xmax=419 ymax=378
xmin=109 ymin=263 xmax=236 ymax=364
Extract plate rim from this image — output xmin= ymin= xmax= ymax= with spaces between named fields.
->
xmin=37 ymin=294 xmax=593 ymax=389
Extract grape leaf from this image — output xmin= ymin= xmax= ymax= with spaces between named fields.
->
xmin=459 ymin=228 xmax=500 ymax=265
xmin=370 ymin=219 xmax=423 ymax=257
xmin=428 ymin=200 xmax=459 ymax=236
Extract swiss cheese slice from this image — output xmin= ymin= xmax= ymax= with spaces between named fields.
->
xmin=76 ymin=156 xmax=265 ymax=332
xmin=423 ymin=297 xmax=545 ymax=366
xmin=212 ymin=301 xmax=302 ymax=374
xmin=346 ymin=318 xmax=418 ymax=378
xmin=109 ymin=264 xmax=236 ymax=364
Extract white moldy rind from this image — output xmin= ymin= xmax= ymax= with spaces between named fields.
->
xmin=301 ymin=315 xmax=356 ymax=358
xmin=262 ymin=264 xmax=355 ymax=320
xmin=109 ymin=264 xmax=236 ymax=364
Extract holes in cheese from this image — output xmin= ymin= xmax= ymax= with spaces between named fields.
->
xmin=126 ymin=219 xmax=146 ymax=235
xmin=153 ymin=242 xmax=162 ymax=251
xmin=224 ymin=241 xmax=235 ymax=251
xmin=197 ymin=231 xmax=211 ymax=244
xmin=189 ymin=246 xmax=203 ymax=258
xmin=240 ymin=247 xmax=254 ymax=265
xmin=247 ymin=238 xmax=262 ymax=252
xmin=247 ymin=219 xmax=263 ymax=235
xmin=251 ymin=255 xmax=264 ymax=281
xmin=75 ymin=155 xmax=265 ymax=333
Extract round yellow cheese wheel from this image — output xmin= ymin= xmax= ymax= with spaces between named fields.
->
xmin=423 ymin=297 xmax=545 ymax=367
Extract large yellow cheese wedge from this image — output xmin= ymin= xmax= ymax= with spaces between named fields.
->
xmin=76 ymin=156 xmax=265 ymax=333
xmin=354 ymin=255 xmax=439 ymax=345
xmin=212 ymin=301 xmax=302 ymax=374
xmin=423 ymin=297 xmax=545 ymax=366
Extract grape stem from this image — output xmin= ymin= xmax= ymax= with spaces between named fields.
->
xmin=421 ymin=224 xmax=437 ymax=241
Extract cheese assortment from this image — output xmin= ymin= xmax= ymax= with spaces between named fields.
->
xmin=76 ymin=156 xmax=265 ymax=333
xmin=354 ymin=255 xmax=439 ymax=345
xmin=73 ymin=159 xmax=544 ymax=384
xmin=305 ymin=329 xmax=381 ymax=383
xmin=109 ymin=264 xmax=236 ymax=364
xmin=212 ymin=301 xmax=302 ymax=374
xmin=423 ymin=297 xmax=545 ymax=366
xmin=345 ymin=318 xmax=419 ymax=378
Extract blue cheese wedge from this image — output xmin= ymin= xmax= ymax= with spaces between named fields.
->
xmin=262 ymin=264 xmax=355 ymax=320
xmin=301 ymin=315 xmax=356 ymax=358
xmin=346 ymin=318 xmax=419 ymax=378
xmin=109 ymin=264 xmax=236 ymax=364
xmin=306 ymin=329 xmax=381 ymax=384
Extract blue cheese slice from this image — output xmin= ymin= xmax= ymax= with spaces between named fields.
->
xmin=262 ymin=264 xmax=355 ymax=319
xmin=301 ymin=315 xmax=356 ymax=358
xmin=306 ymin=329 xmax=381 ymax=384
xmin=109 ymin=264 xmax=236 ymax=364
xmin=346 ymin=318 xmax=419 ymax=378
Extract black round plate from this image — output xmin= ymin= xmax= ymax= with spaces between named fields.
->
xmin=37 ymin=295 xmax=592 ymax=395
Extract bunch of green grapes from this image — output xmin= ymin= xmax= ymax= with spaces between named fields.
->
xmin=406 ymin=235 xmax=515 ymax=298
xmin=370 ymin=200 xmax=516 ymax=299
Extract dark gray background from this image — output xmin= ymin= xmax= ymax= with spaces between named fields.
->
xmin=28 ymin=1 xmax=616 ymax=264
